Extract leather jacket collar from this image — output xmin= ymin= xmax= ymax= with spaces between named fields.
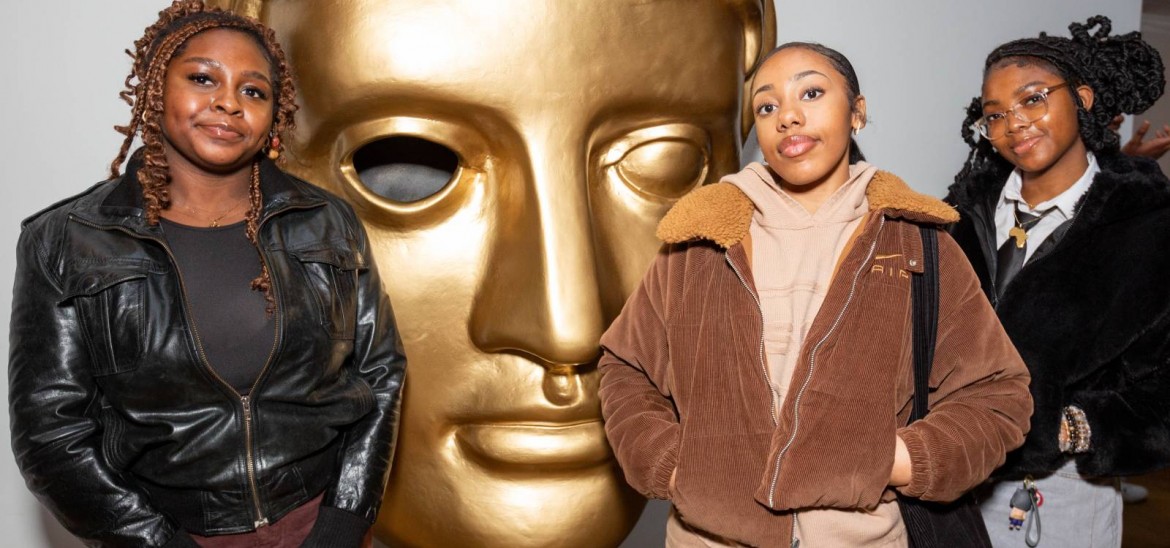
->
xmin=68 ymin=151 xmax=327 ymax=236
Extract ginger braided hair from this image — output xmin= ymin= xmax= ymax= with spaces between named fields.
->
xmin=109 ymin=0 xmax=299 ymax=312
xmin=952 ymin=15 xmax=1165 ymax=188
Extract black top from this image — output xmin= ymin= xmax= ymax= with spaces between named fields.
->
xmin=161 ymin=219 xmax=274 ymax=394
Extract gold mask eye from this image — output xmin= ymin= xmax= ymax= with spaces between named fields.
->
xmin=332 ymin=117 xmax=490 ymax=227
xmin=603 ymin=124 xmax=710 ymax=200
xmin=352 ymin=136 xmax=459 ymax=203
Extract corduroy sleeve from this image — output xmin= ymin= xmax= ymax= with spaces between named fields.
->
xmin=598 ymin=245 xmax=681 ymax=500
xmin=896 ymin=232 xmax=1033 ymax=502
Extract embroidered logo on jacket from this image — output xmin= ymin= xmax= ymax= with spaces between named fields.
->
xmin=871 ymin=254 xmax=910 ymax=279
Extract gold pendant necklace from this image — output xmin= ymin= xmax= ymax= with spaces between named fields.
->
xmin=180 ymin=196 xmax=248 ymax=227
xmin=1008 ymin=225 xmax=1028 ymax=249
xmin=1009 ymin=206 xmax=1055 ymax=249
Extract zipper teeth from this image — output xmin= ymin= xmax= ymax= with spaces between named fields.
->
xmin=70 ymin=213 xmax=289 ymax=528
xmin=791 ymin=515 xmax=798 ymax=548
xmin=768 ymin=217 xmax=886 ymax=508
xmin=240 ymin=396 xmax=267 ymax=528
xmin=243 ymin=253 xmax=282 ymax=528
xmin=726 ymin=254 xmax=779 ymax=425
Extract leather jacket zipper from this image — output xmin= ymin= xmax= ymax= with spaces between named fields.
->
xmin=239 ymin=395 xmax=267 ymax=528
xmin=726 ymin=254 xmax=779 ymax=426
xmin=69 ymin=205 xmax=311 ymax=529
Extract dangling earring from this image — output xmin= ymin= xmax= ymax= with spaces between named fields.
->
xmin=266 ymin=133 xmax=281 ymax=160
xmin=852 ymin=126 xmax=860 ymax=136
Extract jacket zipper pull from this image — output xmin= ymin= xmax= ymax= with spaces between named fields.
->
xmin=240 ymin=396 xmax=269 ymax=528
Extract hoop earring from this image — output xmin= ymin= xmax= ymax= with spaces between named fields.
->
xmin=852 ymin=126 xmax=860 ymax=136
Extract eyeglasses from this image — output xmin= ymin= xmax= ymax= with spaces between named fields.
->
xmin=972 ymin=82 xmax=1071 ymax=140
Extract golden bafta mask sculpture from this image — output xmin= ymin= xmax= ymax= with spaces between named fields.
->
xmin=208 ymin=1 xmax=774 ymax=545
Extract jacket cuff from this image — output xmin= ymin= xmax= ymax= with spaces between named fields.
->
xmin=162 ymin=531 xmax=199 ymax=548
xmin=650 ymin=437 xmax=680 ymax=499
xmin=894 ymin=427 xmax=933 ymax=499
xmin=301 ymin=506 xmax=371 ymax=548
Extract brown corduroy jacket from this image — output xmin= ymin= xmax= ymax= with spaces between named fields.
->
xmin=598 ymin=171 xmax=1033 ymax=547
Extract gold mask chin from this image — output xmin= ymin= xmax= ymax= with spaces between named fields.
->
xmin=209 ymin=1 xmax=773 ymax=545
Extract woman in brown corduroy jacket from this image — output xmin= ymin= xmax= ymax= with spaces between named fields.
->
xmin=598 ymin=43 xmax=1033 ymax=547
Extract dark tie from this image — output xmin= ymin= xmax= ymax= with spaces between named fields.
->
xmin=995 ymin=209 xmax=1040 ymax=297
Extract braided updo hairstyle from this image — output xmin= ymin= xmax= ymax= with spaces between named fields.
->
xmin=953 ymin=15 xmax=1164 ymax=187
xmin=109 ymin=0 xmax=299 ymax=311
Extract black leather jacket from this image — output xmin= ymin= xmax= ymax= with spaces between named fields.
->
xmin=9 ymin=158 xmax=406 ymax=546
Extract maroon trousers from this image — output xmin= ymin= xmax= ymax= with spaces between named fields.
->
xmin=189 ymin=494 xmax=372 ymax=548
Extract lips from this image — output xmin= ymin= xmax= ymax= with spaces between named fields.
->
xmin=1009 ymin=135 xmax=1042 ymax=155
xmin=197 ymin=122 xmax=245 ymax=140
xmin=778 ymin=134 xmax=818 ymax=158
xmin=456 ymin=420 xmax=611 ymax=468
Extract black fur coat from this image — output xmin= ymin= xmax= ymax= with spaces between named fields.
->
xmin=947 ymin=151 xmax=1170 ymax=477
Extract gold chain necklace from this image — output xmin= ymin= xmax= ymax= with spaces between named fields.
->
xmin=1007 ymin=206 xmax=1056 ymax=249
xmin=178 ymin=196 xmax=249 ymax=228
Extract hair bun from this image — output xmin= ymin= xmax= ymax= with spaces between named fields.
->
xmin=1072 ymin=15 xmax=1165 ymax=116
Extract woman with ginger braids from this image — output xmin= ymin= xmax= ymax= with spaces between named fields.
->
xmin=947 ymin=16 xmax=1169 ymax=547
xmin=8 ymin=2 xmax=405 ymax=546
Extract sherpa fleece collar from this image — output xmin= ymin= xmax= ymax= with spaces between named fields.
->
xmin=656 ymin=163 xmax=959 ymax=248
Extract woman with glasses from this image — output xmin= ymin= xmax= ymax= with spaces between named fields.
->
xmin=947 ymin=16 xmax=1170 ymax=547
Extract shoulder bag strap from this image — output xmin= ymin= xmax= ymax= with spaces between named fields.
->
xmin=910 ymin=225 xmax=940 ymax=423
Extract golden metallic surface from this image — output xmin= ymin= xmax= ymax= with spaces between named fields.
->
xmin=208 ymin=1 xmax=774 ymax=545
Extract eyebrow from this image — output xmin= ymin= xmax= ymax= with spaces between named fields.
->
xmin=752 ymin=69 xmax=829 ymax=98
xmin=182 ymin=57 xmax=272 ymax=86
xmin=792 ymin=69 xmax=827 ymax=82
xmin=982 ymin=80 xmax=1049 ymax=107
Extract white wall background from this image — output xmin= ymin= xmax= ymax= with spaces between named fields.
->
xmin=1140 ymin=0 xmax=1170 ymax=176
xmin=0 ymin=1 xmax=1144 ymax=547
xmin=2 ymin=3 xmax=169 ymax=547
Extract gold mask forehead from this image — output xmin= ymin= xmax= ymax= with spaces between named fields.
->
xmin=208 ymin=0 xmax=773 ymax=140
xmin=205 ymin=1 xmax=775 ymax=546
xmin=276 ymin=3 xmax=748 ymax=177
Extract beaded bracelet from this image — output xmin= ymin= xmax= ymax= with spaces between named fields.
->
xmin=1061 ymin=405 xmax=1091 ymax=454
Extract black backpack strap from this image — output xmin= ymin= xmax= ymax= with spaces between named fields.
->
xmin=910 ymin=225 xmax=940 ymax=423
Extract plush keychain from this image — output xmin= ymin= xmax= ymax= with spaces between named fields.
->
xmin=1008 ymin=477 xmax=1043 ymax=546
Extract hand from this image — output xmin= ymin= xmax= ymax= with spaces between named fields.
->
xmin=1122 ymin=120 xmax=1170 ymax=160
xmin=889 ymin=435 xmax=912 ymax=487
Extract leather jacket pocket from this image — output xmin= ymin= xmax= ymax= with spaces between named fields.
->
xmin=99 ymin=404 xmax=132 ymax=470
xmin=290 ymin=245 xmax=362 ymax=340
xmin=59 ymin=262 xmax=155 ymax=376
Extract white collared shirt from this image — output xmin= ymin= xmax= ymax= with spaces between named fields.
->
xmin=994 ymin=153 xmax=1099 ymax=262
